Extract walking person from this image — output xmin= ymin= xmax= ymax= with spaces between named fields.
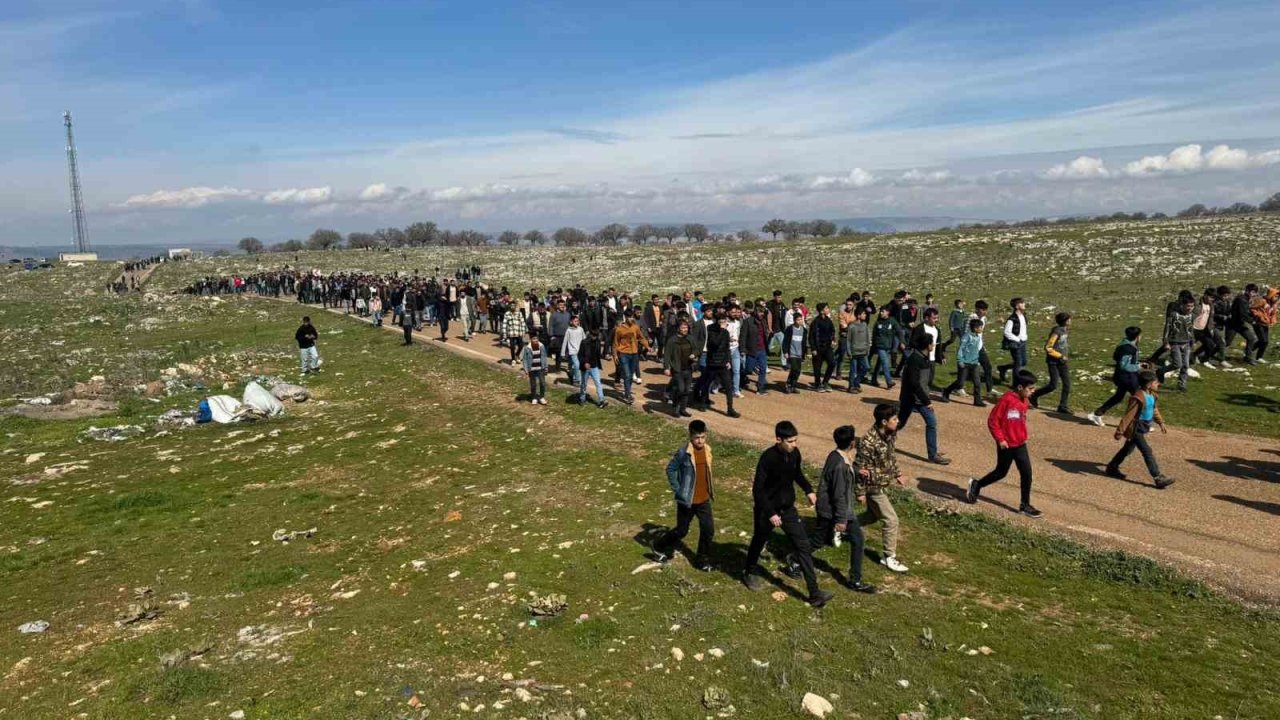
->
xmin=651 ymin=420 xmax=716 ymax=571
xmin=612 ymin=308 xmax=651 ymax=405
xmin=399 ymin=301 xmax=415 ymax=345
xmin=811 ymin=424 xmax=877 ymax=593
xmin=696 ymin=311 xmax=740 ymax=418
xmin=295 ymin=316 xmax=320 ymax=374
xmin=810 ymin=303 xmax=837 ymax=391
xmin=741 ymin=421 xmax=834 ymax=608
xmin=844 ymin=307 xmax=871 ymax=393
xmin=997 ymin=297 xmax=1029 ymax=383
xmin=897 ymin=335 xmax=950 ymax=465
xmin=856 ymin=404 xmax=910 ymax=573
xmin=663 ymin=318 xmax=697 ymax=417
xmin=1088 ymin=326 xmax=1144 ymax=427
xmin=520 ymin=333 xmax=549 ymax=405
xmin=941 ymin=318 xmax=985 ymax=406
xmin=971 ymin=300 xmax=996 ymax=399
xmin=435 ymin=290 xmax=452 ymax=342
xmin=1029 ymin=312 xmax=1072 ymax=413
xmin=561 ymin=314 xmax=587 ymax=386
xmin=1192 ymin=289 xmax=1220 ymax=366
xmin=577 ymin=328 xmax=607 ymax=408
xmin=967 ymin=370 xmax=1043 ymax=517
xmin=1105 ymin=370 xmax=1175 ymax=489
xmin=1225 ymin=284 xmax=1260 ymax=365
xmin=869 ymin=306 xmax=899 ymax=389
xmin=1162 ymin=291 xmax=1196 ymax=391
xmin=503 ymin=306 xmax=526 ymax=364
xmin=781 ymin=310 xmax=808 ymax=393
xmin=742 ymin=305 xmax=771 ymax=395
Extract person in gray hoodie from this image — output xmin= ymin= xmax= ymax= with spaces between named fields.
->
xmin=844 ymin=307 xmax=872 ymax=393
xmin=1162 ymin=290 xmax=1196 ymax=391
xmin=548 ymin=299 xmax=572 ymax=372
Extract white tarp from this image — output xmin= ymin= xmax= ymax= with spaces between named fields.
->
xmin=242 ymin=381 xmax=285 ymax=417
xmin=206 ymin=395 xmax=244 ymax=424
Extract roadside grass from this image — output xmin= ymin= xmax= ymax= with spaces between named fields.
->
xmin=146 ymin=213 xmax=1280 ymax=439
xmin=2 ymin=288 xmax=1278 ymax=719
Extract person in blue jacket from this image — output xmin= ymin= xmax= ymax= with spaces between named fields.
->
xmin=651 ymin=420 xmax=716 ymax=571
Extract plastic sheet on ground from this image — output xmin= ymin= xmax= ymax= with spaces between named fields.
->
xmin=206 ymin=395 xmax=246 ymax=423
xmin=270 ymin=382 xmax=310 ymax=402
xmin=243 ymin=381 xmax=285 ymax=417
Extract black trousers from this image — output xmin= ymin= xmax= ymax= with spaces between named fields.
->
xmin=977 ymin=348 xmax=994 ymax=393
xmin=1224 ymin=324 xmax=1258 ymax=361
xmin=696 ymin=365 xmax=735 ymax=412
xmin=656 ymin=501 xmax=714 ymax=561
xmin=1095 ymin=371 xmax=1139 ymax=416
xmin=813 ymin=347 xmax=834 ymax=385
xmin=786 ymin=357 xmax=804 ymax=388
xmin=402 ymin=325 xmax=413 ymax=344
xmin=944 ymin=363 xmax=982 ymax=398
xmin=974 ymin=443 xmax=1033 ymax=506
xmin=1108 ymin=430 xmax=1162 ymax=479
xmin=810 ymin=516 xmax=867 ymax=584
xmin=1257 ymin=323 xmax=1271 ymax=359
xmin=1031 ymin=360 xmax=1071 ymax=411
xmin=509 ymin=337 xmax=524 ymax=363
xmin=745 ymin=506 xmax=819 ymax=596
xmin=670 ymin=369 xmax=693 ymax=410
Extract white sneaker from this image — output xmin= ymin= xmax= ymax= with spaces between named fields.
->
xmin=881 ymin=555 xmax=909 ymax=573
xmin=530 ymin=398 xmax=538 ymax=405
xmin=733 ymin=391 xmax=744 ymax=398
xmin=955 ymin=389 xmax=969 ymax=397
xmin=1200 ymin=361 xmax=1216 ymax=369
xmin=633 ymin=375 xmax=642 ymax=383
xmin=538 ymin=398 xmax=548 ymax=405
xmin=1220 ymin=361 xmax=1233 ymax=369
xmin=1186 ymin=367 xmax=1201 ymax=379
xmin=1087 ymin=412 xmax=1105 ymax=427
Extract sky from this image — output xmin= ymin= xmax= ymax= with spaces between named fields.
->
xmin=4 ymin=0 xmax=1280 ymax=247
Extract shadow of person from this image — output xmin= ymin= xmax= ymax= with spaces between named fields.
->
xmin=915 ymin=476 xmax=968 ymax=502
xmin=1187 ymin=456 xmax=1280 ymax=483
xmin=1212 ymin=494 xmax=1280 ymax=516
xmin=1046 ymin=457 xmax=1153 ymax=488
xmin=1221 ymin=392 xmax=1280 ymax=413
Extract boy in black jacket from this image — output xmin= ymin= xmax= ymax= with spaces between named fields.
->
xmin=742 ymin=421 xmax=834 ymax=608
xmin=794 ymin=425 xmax=877 ymax=594
xmin=897 ymin=334 xmax=950 ymax=465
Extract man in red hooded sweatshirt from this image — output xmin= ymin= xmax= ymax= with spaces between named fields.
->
xmin=966 ymin=369 xmax=1042 ymax=518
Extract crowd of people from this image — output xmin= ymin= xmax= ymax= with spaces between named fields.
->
xmin=107 ymin=254 xmax=168 ymax=293
xmin=196 ymin=266 xmax=1277 ymax=606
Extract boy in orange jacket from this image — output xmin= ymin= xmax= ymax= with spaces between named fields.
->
xmin=967 ymin=370 xmax=1042 ymax=518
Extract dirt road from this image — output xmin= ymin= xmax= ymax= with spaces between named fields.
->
xmin=300 ymin=304 xmax=1280 ymax=603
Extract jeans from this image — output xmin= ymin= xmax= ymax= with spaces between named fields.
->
xmin=770 ymin=332 xmax=784 ymax=361
xmin=527 ymin=370 xmax=546 ymax=400
xmin=1224 ymin=324 xmax=1258 ymax=361
xmin=1108 ymin=429 xmax=1162 ymax=479
xmin=811 ymin=516 xmax=867 ymax=584
xmin=618 ymin=353 xmax=639 ymax=399
xmin=402 ymin=324 xmax=413 ymax=344
xmin=568 ymin=354 xmax=582 ymax=385
xmin=872 ymin=349 xmax=894 ymax=385
xmin=897 ymin=402 xmax=939 ymax=459
xmin=748 ymin=349 xmax=769 ymax=392
xmin=857 ymin=492 xmax=899 ymax=557
xmin=745 ymin=506 xmax=819 ymax=597
xmin=299 ymin=346 xmax=319 ymax=373
xmin=730 ymin=348 xmax=742 ymax=395
xmin=999 ymin=341 xmax=1027 ymax=378
xmin=578 ymin=366 xmax=604 ymax=404
xmin=847 ymin=354 xmax=869 ymax=388
xmin=1031 ymin=360 xmax=1071 ymax=410
xmin=656 ymin=501 xmax=714 ymax=563
xmin=974 ymin=443 xmax=1034 ymax=506
xmin=1167 ymin=342 xmax=1191 ymax=387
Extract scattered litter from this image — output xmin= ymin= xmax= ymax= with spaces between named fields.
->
xmin=703 ymin=686 xmax=733 ymax=714
xmin=156 ymin=408 xmax=197 ymax=428
xmin=631 ymin=561 xmax=663 ymax=575
xmin=527 ymin=593 xmax=568 ymax=617
xmin=272 ymin=528 xmax=316 ymax=543
xmin=18 ymin=621 xmax=49 ymax=634
xmin=80 ymin=424 xmax=145 ymax=442
xmin=751 ymin=658 xmax=769 ymax=670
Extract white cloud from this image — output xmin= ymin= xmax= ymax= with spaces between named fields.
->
xmin=1044 ymin=156 xmax=1110 ymax=180
xmin=897 ymin=169 xmax=951 ymax=185
xmin=118 ymin=186 xmax=255 ymax=209
xmin=262 ymin=186 xmax=332 ymax=205
xmin=1122 ymin=143 xmax=1280 ymax=177
xmin=810 ymin=168 xmax=877 ymax=190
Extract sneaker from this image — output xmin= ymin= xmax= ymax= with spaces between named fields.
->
xmin=954 ymin=389 xmax=969 ymax=398
xmin=939 ymin=392 xmax=951 ymax=403
xmin=1029 ymin=396 xmax=1040 ymax=409
xmin=678 ymin=409 xmax=692 ymax=417
xmin=651 ymin=551 xmax=671 ymax=564
xmin=1019 ymin=504 xmax=1044 ymax=519
xmin=727 ymin=409 xmax=741 ymax=419
xmin=886 ymin=382 xmax=897 ymax=390
xmin=538 ymin=398 xmax=548 ymax=405
xmin=742 ymin=571 xmax=765 ymax=591
xmin=1154 ymin=475 xmax=1176 ymax=489
xmin=1186 ymin=367 xmax=1201 ymax=379
xmin=596 ymin=400 xmax=607 ymax=409
xmin=928 ymin=454 xmax=952 ymax=466
xmin=881 ymin=555 xmax=909 ymax=573
xmin=974 ymin=400 xmax=986 ymax=407
xmin=633 ymin=375 xmax=642 ymax=383
xmin=624 ymin=395 xmax=635 ymax=405
xmin=757 ymin=390 xmax=771 ymax=396
xmin=733 ymin=391 xmax=744 ymax=398
xmin=694 ymin=560 xmax=713 ymax=572
xmin=1055 ymin=407 xmax=1071 ymax=415
xmin=780 ymin=560 xmax=802 ymax=579
xmin=530 ymin=398 xmax=538 ymax=405
xmin=1087 ymin=412 xmax=1105 ymax=427
xmin=845 ymin=580 xmax=878 ymax=594
xmin=808 ymin=589 xmax=835 ymax=609
xmin=1220 ymin=360 xmax=1233 ymax=369
xmin=847 ymin=386 xmax=862 ymax=394
xmin=965 ymin=478 xmax=978 ymax=504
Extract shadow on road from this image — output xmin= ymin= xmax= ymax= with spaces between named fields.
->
xmin=1046 ymin=457 xmax=1155 ymax=488
xmin=1187 ymin=456 xmax=1280 ymax=483
xmin=1212 ymin=494 xmax=1280 ymax=516
xmin=1222 ymin=392 xmax=1280 ymax=413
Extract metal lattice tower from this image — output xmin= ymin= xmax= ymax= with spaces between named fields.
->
xmin=64 ymin=111 xmax=90 ymax=253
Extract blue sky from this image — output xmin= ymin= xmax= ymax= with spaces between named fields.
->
xmin=4 ymin=0 xmax=1280 ymax=246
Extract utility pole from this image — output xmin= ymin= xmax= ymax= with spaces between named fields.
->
xmin=64 ymin=111 xmax=90 ymax=253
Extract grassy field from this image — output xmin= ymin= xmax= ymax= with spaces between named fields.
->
xmin=149 ymin=213 xmax=1280 ymax=439
xmin=2 ymin=255 xmax=1279 ymax=719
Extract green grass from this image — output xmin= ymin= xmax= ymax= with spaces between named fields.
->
xmin=1 ymin=278 xmax=1277 ymax=720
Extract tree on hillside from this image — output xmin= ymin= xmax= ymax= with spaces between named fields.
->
xmin=454 ymin=229 xmax=488 ymax=246
xmin=1223 ymin=202 xmax=1257 ymax=215
xmin=782 ymin=221 xmax=804 ymax=241
xmin=657 ymin=225 xmax=681 ymax=243
xmin=237 ymin=236 xmax=264 ymax=254
xmin=1176 ymin=203 xmax=1209 ymax=218
xmin=762 ymin=218 xmax=786 ymax=240
xmin=1261 ymin=192 xmax=1280 ymax=212
xmin=375 ymin=227 xmax=407 ymax=247
xmin=838 ymin=225 xmax=856 ymax=235
xmin=809 ymin=219 xmax=837 ymax=237
xmin=346 ymin=231 xmax=378 ymax=250
xmin=523 ymin=229 xmax=548 ymax=246
xmin=737 ymin=229 xmax=758 ymax=243
xmin=553 ymin=226 xmax=589 ymax=246
xmin=630 ymin=223 xmax=657 ymax=245
xmin=595 ymin=223 xmax=629 ymax=245
xmin=405 ymin=221 xmax=439 ymax=246
xmin=497 ymin=230 xmax=521 ymax=246
xmin=278 ymin=239 xmax=304 ymax=252
xmin=307 ymin=228 xmax=342 ymax=250
xmin=683 ymin=223 xmax=709 ymax=243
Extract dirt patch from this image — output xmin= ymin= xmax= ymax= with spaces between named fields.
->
xmin=7 ymin=398 xmax=119 ymax=420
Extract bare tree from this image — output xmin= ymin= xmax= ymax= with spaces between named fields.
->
xmin=405 ymin=221 xmax=439 ymax=246
xmin=523 ymin=229 xmax=548 ymax=246
xmin=278 ymin=239 xmax=304 ymax=252
xmin=737 ymin=229 xmax=758 ymax=243
xmin=1262 ymin=192 xmax=1280 ymax=212
xmin=497 ymin=230 xmax=521 ymax=246
xmin=553 ymin=226 xmax=588 ymax=246
xmin=683 ymin=223 xmax=709 ymax=242
xmin=596 ymin=223 xmax=630 ymax=245
xmin=630 ymin=223 xmax=657 ymax=245
xmin=237 ymin=236 xmax=264 ymax=254
xmin=809 ymin=219 xmax=837 ymax=237
xmin=306 ymin=228 xmax=342 ymax=250
xmin=346 ymin=231 xmax=378 ymax=250
xmin=762 ymin=218 xmax=787 ymax=240
xmin=782 ymin=221 xmax=803 ymax=241
xmin=376 ymin=227 xmax=407 ymax=247
xmin=658 ymin=225 xmax=680 ymax=243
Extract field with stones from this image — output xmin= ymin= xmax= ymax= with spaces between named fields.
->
xmin=2 ymin=216 xmax=1279 ymax=720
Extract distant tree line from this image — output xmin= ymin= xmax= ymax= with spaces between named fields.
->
xmin=954 ymin=190 xmax=1280 ymax=231
xmin=235 ymin=217 xmax=853 ymax=253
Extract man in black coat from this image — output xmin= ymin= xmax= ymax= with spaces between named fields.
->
xmin=695 ymin=312 xmax=739 ymax=418
xmin=897 ymin=334 xmax=950 ymax=465
xmin=741 ymin=421 xmax=834 ymax=608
